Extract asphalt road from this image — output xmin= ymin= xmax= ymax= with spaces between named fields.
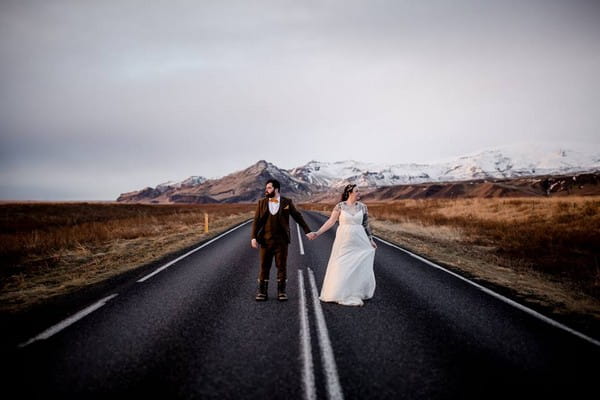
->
xmin=3 ymin=210 xmax=599 ymax=399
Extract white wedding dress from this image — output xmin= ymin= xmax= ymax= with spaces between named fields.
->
xmin=319 ymin=202 xmax=376 ymax=306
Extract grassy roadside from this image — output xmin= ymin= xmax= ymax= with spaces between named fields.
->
xmin=0 ymin=203 xmax=254 ymax=314
xmin=2 ymin=198 xmax=598 ymax=331
xmin=301 ymin=197 xmax=600 ymax=327
xmin=370 ymin=220 xmax=600 ymax=321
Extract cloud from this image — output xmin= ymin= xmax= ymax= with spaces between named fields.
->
xmin=1 ymin=0 xmax=599 ymax=199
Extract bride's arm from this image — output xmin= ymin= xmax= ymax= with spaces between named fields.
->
xmin=313 ymin=204 xmax=341 ymax=237
xmin=361 ymin=203 xmax=377 ymax=248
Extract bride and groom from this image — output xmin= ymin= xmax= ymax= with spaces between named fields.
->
xmin=250 ymin=179 xmax=377 ymax=306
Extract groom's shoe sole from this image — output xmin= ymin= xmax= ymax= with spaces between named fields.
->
xmin=255 ymin=295 xmax=268 ymax=301
xmin=277 ymin=294 xmax=288 ymax=301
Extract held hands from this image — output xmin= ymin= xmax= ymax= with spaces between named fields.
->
xmin=370 ymin=238 xmax=377 ymax=249
xmin=306 ymin=232 xmax=318 ymax=240
xmin=251 ymin=238 xmax=258 ymax=249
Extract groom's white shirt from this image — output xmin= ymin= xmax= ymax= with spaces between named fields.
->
xmin=268 ymin=194 xmax=281 ymax=215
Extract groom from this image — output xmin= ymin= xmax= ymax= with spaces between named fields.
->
xmin=251 ymin=179 xmax=313 ymax=301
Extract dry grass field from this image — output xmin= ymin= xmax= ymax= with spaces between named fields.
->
xmin=2 ymin=198 xmax=599 ymax=325
xmin=0 ymin=203 xmax=254 ymax=313
xmin=301 ymin=197 xmax=600 ymax=321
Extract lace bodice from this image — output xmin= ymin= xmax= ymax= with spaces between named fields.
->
xmin=334 ymin=201 xmax=373 ymax=239
xmin=339 ymin=207 xmax=363 ymax=225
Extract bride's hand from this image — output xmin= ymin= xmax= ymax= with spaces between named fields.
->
xmin=370 ymin=239 xmax=377 ymax=249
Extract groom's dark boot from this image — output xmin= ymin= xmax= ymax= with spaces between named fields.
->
xmin=277 ymin=279 xmax=288 ymax=301
xmin=255 ymin=280 xmax=268 ymax=301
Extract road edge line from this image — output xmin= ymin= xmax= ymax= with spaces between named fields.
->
xmin=375 ymin=236 xmax=600 ymax=347
xmin=18 ymin=294 xmax=119 ymax=348
xmin=137 ymin=219 xmax=252 ymax=282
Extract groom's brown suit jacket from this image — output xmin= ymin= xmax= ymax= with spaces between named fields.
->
xmin=251 ymin=196 xmax=311 ymax=246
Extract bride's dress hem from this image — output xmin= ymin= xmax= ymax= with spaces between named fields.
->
xmin=319 ymin=295 xmax=373 ymax=307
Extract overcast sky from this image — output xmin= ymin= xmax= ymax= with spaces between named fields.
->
xmin=1 ymin=0 xmax=599 ymax=200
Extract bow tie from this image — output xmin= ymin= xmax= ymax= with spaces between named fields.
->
xmin=269 ymin=198 xmax=279 ymax=203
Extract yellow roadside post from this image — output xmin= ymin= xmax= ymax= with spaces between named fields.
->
xmin=204 ymin=212 xmax=209 ymax=233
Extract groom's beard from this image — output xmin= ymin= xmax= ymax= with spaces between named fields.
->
xmin=265 ymin=191 xmax=275 ymax=198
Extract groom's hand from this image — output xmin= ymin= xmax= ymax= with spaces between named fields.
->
xmin=251 ymin=238 xmax=258 ymax=249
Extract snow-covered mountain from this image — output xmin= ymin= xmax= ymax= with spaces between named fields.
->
xmin=289 ymin=144 xmax=600 ymax=188
xmin=289 ymin=160 xmax=434 ymax=188
xmin=118 ymin=161 xmax=314 ymax=203
xmin=118 ymin=144 xmax=599 ymax=203
xmin=155 ymin=176 xmax=207 ymax=193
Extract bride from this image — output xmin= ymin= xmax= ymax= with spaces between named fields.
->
xmin=309 ymin=184 xmax=377 ymax=306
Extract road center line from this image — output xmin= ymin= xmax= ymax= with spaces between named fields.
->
xmin=298 ymin=269 xmax=317 ymax=400
xmin=18 ymin=294 xmax=119 ymax=348
xmin=297 ymin=223 xmax=305 ymax=255
xmin=307 ymin=268 xmax=344 ymax=400
xmin=375 ymin=236 xmax=600 ymax=347
xmin=138 ymin=219 xmax=252 ymax=282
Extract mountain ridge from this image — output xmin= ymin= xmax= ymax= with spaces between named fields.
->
xmin=117 ymin=145 xmax=600 ymax=203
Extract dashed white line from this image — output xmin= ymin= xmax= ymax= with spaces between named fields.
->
xmin=375 ymin=236 xmax=600 ymax=347
xmin=19 ymin=294 xmax=119 ymax=348
xmin=298 ymin=269 xmax=317 ymax=400
xmin=307 ymin=268 xmax=344 ymax=400
xmin=297 ymin=223 xmax=305 ymax=255
xmin=138 ymin=219 xmax=252 ymax=282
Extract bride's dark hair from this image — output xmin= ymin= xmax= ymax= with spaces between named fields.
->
xmin=341 ymin=184 xmax=357 ymax=202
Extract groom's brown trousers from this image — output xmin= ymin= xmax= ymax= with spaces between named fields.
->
xmin=258 ymin=243 xmax=288 ymax=281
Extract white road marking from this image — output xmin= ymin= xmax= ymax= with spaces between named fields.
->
xmin=375 ymin=236 xmax=600 ymax=347
xmin=18 ymin=294 xmax=119 ymax=348
xmin=307 ymin=268 xmax=344 ymax=400
xmin=298 ymin=269 xmax=317 ymax=400
xmin=138 ymin=219 xmax=252 ymax=282
xmin=297 ymin=223 xmax=305 ymax=255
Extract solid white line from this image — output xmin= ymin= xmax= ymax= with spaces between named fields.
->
xmin=375 ymin=236 xmax=600 ymax=347
xmin=137 ymin=219 xmax=252 ymax=282
xmin=297 ymin=223 xmax=305 ymax=255
xmin=18 ymin=294 xmax=119 ymax=348
xmin=307 ymin=268 xmax=344 ymax=400
xmin=298 ymin=269 xmax=317 ymax=400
